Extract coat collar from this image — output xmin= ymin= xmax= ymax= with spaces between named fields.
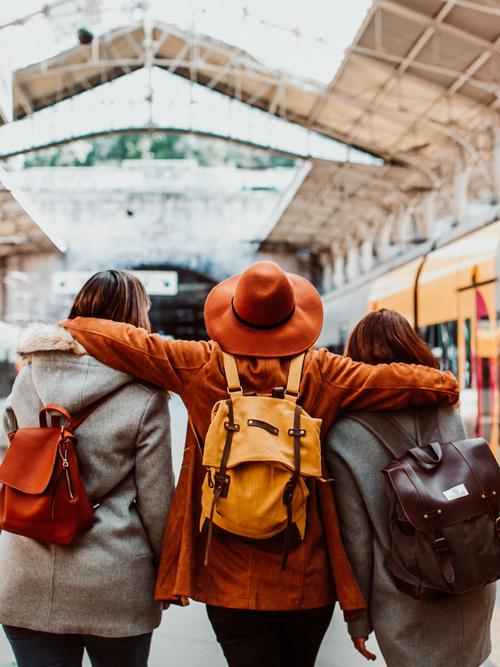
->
xmin=17 ymin=323 xmax=87 ymax=360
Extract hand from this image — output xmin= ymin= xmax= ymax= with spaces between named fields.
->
xmin=352 ymin=637 xmax=377 ymax=661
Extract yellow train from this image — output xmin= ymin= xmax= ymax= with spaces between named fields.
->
xmin=368 ymin=220 xmax=499 ymax=456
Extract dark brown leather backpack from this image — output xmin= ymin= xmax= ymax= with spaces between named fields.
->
xmin=0 ymin=393 xmax=118 ymax=545
xmin=344 ymin=408 xmax=500 ymax=599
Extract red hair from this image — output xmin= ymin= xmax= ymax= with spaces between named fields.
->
xmin=345 ymin=309 xmax=439 ymax=368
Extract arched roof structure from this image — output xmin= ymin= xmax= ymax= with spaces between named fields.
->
xmin=2 ymin=1 xmax=500 ymax=271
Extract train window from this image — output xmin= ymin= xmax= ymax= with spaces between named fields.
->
xmin=419 ymin=320 xmax=458 ymax=377
xmin=464 ymin=318 xmax=472 ymax=389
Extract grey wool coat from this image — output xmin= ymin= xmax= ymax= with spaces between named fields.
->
xmin=0 ymin=323 xmax=174 ymax=637
xmin=325 ymin=406 xmax=496 ymax=667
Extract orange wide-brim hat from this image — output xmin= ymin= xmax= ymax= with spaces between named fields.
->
xmin=204 ymin=261 xmax=323 ymax=357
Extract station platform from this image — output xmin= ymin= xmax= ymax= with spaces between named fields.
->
xmin=0 ymin=395 xmax=497 ymax=666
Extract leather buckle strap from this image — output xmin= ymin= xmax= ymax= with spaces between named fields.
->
xmin=495 ymin=515 xmax=500 ymax=539
xmin=433 ymin=536 xmax=448 ymax=552
xmin=214 ymin=472 xmax=230 ymax=498
xmin=224 ymin=422 xmax=240 ymax=432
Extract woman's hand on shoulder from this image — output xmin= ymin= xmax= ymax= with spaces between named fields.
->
xmin=352 ymin=636 xmax=377 ymax=661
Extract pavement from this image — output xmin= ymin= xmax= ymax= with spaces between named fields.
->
xmin=0 ymin=394 xmax=498 ymax=666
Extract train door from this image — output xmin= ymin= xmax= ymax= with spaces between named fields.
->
xmin=474 ymin=287 xmax=498 ymax=453
xmin=457 ymin=287 xmax=475 ymax=439
xmin=458 ymin=281 xmax=498 ymax=452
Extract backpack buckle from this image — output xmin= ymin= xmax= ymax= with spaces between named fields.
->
xmin=283 ymin=480 xmax=297 ymax=505
xmin=224 ymin=422 xmax=240 ymax=432
xmin=214 ymin=472 xmax=231 ymax=498
xmin=495 ymin=515 xmax=500 ymax=539
xmin=433 ymin=536 xmax=448 ymax=552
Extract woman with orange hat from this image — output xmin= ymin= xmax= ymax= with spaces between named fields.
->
xmin=60 ymin=261 xmax=459 ymax=667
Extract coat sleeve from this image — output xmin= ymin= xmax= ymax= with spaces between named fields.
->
xmin=60 ymin=318 xmax=212 ymax=395
xmin=324 ymin=433 xmax=374 ymax=638
xmin=133 ymin=389 xmax=174 ymax=565
xmin=317 ymin=349 xmax=459 ymax=413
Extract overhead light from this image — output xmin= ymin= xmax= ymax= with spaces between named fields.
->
xmin=77 ymin=28 xmax=94 ymax=45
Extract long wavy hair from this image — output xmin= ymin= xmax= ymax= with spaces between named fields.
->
xmin=345 ymin=309 xmax=439 ymax=368
xmin=68 ymin=269 xmax=151 ymax=332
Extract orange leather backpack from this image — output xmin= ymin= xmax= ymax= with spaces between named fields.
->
xmin=0 ymin=396 xmax=114 ymax=545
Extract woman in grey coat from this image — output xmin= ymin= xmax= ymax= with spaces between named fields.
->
xmin=0 ymin=270 xmax=174 ymax=667
xmin=325 ymin=309 xmax=496 ymax=667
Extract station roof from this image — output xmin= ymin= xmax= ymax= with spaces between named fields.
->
xmin=0 ymin=169 xmax=67 ymax=256
xmin=261 ymin=158 xmax=431 ymax=251
xmin=3 ymin=1 xmax=500 ymax=252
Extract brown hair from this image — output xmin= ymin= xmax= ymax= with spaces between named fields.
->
xmin=68 ymin=270 xmax=151 ymax=332
xmin=345 ymin=309 xmax=439 ymax=368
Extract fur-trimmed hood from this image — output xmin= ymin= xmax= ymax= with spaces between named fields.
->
xmin=17 ymin=322 xmax=87 ymax=360
xmin=15 ymin=322 xmax=132 ymax=412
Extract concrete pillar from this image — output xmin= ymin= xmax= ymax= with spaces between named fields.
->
xmin=493 ymin=126 xmax=500 ymax=204
xmin=420 ymin=191 xmax=435 ymax=240
xmin=320 ymin=251 xmax=334 ymax=294
xmin=375 ymin=222 xmax=391 ymax=262
xmin=345 ymin=244 xmax=360 ymax=283
xmin=395 ymin=210 xmax=412 ymax=248
xmin=453 ymin=163 xmax=471 ymax=225
xmin=332 ymin=250 xmax=346 ymax=289
xmin=360 ymin=236 xmax=375 ymax=272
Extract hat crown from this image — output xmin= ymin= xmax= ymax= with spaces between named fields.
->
xmin=233 ymin=262 xmax=295 ymax=328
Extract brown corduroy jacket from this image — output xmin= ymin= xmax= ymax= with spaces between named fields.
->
xmin=61 ymin=318 xmax=459 ymax=614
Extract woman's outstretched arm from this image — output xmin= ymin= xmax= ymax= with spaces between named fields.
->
xmin=60 ymin=318 xmax=212 ymax=395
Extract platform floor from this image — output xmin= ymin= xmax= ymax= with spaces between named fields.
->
xmin=0 ymin=395 xmax=498 ymax=666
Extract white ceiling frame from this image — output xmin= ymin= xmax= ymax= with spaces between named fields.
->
xmin=386 ymin=34 xmax=500 ymax=165
xmin=305 ymin=1 xmax=380 ymax=128
xmin=349 ymin=45 xmax=500 ymax=98
xmin=343 ymin=1 xmax=458 ymax=146
xmin=379 ymin=0 xmax=500 ymax=56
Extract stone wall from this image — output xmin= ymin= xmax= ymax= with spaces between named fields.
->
xmin=1 ymin=161 xmax=298 ymax=324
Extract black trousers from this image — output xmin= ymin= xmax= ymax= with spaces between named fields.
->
xmin=206 ymin=604 xmax=335 ymax=667
xmin=3 ymin=625 xmax=153 ymax=667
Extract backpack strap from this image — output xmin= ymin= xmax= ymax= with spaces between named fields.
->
xmin=281 ymin=403 xmax=303 ymax=570
xmin=339 ymin=408 xmax=442 ymax=460
xmin=222 ymin=353 xmax=243 ymax=397
xmin=285 ymin=353 xmax=305 ymax=403
xmin=39 ymin=387 xmax=127 ymax=432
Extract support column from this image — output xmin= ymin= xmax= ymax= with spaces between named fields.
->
xmin=395 ymin=209 xmax=412 ymax=249
xmin=375 ymin=222 xmax=391 ymax=262
xmin=360 ymin=236 xmax=375 ymax=273
xmin=417 ymin=192 xmax=435 ymax=241
xmin=453 ymin=163 xmax=471 ymax=226
xmin=320 ymin=250 xmax=334 ymax=294
xmin=492 ymin=126 xmax=500 ymax=204
xmin=345 ymin=244 xmax=361 ymax=283
xmin=332 ymin=248 xmax=346 ymax=289
xmin=0 ymin=257 xmax=6 ymax=320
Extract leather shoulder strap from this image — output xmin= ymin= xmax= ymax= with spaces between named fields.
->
xmin=285 ymin=353 xmax=305 ymax=403
xmin=68 ymin=386 xmax=129 ymax=432
xmin=222 ymin=353 xmax=243 ymax=397
xmin=413 ymin=406 xmax=442 ymax=446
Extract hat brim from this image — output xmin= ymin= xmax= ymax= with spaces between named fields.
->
xmin=204 ymin=272 xmax=323 ymax=357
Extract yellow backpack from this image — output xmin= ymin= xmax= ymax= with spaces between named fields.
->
xmin=200 ymin=352 xmax=323 ymax=569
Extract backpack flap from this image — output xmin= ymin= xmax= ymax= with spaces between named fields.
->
xmin=0 ymin=427 xmax=64 ymax=494
xmin=203 ymin=396 xmax=322 ymax=477
xmin=382 ymin=438 xmax=500 ymax=534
